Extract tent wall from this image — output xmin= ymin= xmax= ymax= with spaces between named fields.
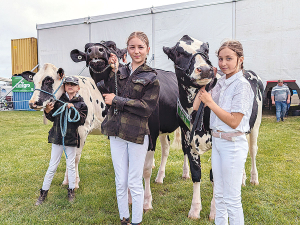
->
xmin=236 ymin=0 xmax=300 ymax=85
xmin=36 ymin=0 xmax=300 ymax=86
xmin=37 ymin=0 xmax=237 ymax=77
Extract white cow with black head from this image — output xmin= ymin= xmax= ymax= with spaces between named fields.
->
xmin=17 ymin=63 xmax=106 ymax=188
xmin=163 ymin=35 xmax=263 ymax=220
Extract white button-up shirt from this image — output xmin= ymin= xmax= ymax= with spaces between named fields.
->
xmin=210 ymin=70 xmax=254 ymax=133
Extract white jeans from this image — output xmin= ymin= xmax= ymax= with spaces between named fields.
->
xmin=42 ymin=144 xmax=76 ymax=190
xmin=110 ymin=136 xmax=149 ymax=224
xmin=212 ymin=135 xmax=248 ymax=225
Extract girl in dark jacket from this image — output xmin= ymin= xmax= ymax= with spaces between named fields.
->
xmin=102 ymin=32 xmax=160 ymax=225
xmin=35 ymin=76 xmax=88 ymax=205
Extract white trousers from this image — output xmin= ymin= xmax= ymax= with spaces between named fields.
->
xmin=212 ymin=135 xmax=248 ymax=225
xmin=42 ymin=144 xmax=76 ymax=190
xmin=110 ymin=136 xmax=149 ymax=224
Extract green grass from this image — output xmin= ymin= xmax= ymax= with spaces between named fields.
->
xmin=0 ymin=110 xmax=299 ymax=224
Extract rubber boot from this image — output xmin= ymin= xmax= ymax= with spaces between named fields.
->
xmin=68 ymin=188 xmax=75 ymax=202
xmin=35 ymin=189 xmax=48 ymax=206
xmin=120 ymin=217 xmax=130 ymax=225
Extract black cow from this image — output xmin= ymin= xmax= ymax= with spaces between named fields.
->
xmin=70 ymin=41 xmax=183 ymax=211
xmin=163 ymin=35 xmax=263 ymax=220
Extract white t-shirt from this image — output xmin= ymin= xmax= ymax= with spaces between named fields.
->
xmin=210 ymin=70 xmax=254 ymax=133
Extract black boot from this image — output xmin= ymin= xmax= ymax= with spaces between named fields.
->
xmin=35 ymin=189 xmax=48 ymax=206
xmin=120 ymin=217 xmax=130 ymax=225
xmin=67 ymin=188 xmax=75 ymax=202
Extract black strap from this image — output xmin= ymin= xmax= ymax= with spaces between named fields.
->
xmin=189 ymin=78 xmax=217 ymax=143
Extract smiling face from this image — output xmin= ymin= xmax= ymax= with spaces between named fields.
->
xmin=127 ymin=37 xmax=150 ymax=69
xmin=218 ymin=47 xmax=244 ymax=78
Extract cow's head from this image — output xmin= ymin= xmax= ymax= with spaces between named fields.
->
xmin=163 ymin=35 xmax=214 ymax=87
xmin=16 ymin=63 xmax=65 ymax=110
xmin=70 ymin=41 xmax=127 ymax=83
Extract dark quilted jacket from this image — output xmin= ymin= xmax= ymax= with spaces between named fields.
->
xmin=45 ymin=93 xmax=88 ymax=147
xmin=101 ymin=63 xmax=160 ymax=144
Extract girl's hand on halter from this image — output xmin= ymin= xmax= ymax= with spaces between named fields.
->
xmin=45 ymin=102 xmax=54 ymax=113
xmin=103 ymin=93 xmax=116 ymax=106
xmin=108 ymin=53 xmax=119 ymax=72
xmin=198 ymin=86 xmax=213 ymax=107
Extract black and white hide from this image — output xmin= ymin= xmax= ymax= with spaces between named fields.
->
xmin=17 ymin=63 xmax=106 ymax=189
xmin=70 ymin=41 xmax=186 ymax=211
xmin=163 ymin=35 xmax=263 ymax=220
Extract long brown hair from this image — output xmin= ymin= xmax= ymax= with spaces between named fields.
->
xmin=216 ymin=39 xmax=244 ymax=70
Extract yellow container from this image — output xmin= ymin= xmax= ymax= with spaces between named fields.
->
xmin=11 ymin=37 xmax=38 ymax=75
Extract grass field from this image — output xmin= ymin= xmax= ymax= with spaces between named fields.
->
xmin=0 ymin=110 xmax=299 ymax=224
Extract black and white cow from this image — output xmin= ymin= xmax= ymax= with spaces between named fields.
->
xmin=70 ymin=41 xmax=186 ymax=211
xmin=163 ymin=35 xmax=263 ymax=219
xmin=17 ymin=63 xmax=106 ymax=189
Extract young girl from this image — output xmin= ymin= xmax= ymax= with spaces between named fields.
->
xmin=101 ymin=32 xmax=160 ymax=225
xmin=194 ymin=40 xmax=254 ymax=225
xmin=35 ymin=76 xmax=88 ymax=205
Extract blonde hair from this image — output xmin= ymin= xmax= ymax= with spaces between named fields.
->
xmin=216 ymin=39 xmax=244 ymax=69
xmin=126 ymin=31 xmax=149 ymax=48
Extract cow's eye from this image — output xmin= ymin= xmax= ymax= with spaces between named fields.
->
xmin=78 ymin=56 xmax=82 ymax=60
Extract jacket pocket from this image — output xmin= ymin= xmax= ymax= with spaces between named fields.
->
xmin=131 ymin=78 xmax=151 ymax=99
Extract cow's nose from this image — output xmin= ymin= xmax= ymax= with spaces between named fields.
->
xmin=98 ymin=47 xmax=104 ymax=52
xmin=29 ymin=102 xmax=37 ymax=109
xmin=199 ymin=65 xmax=211 ymax=78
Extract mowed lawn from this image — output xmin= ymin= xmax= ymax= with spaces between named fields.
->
xmin=0 ymin=110 xmax=299 ymax=224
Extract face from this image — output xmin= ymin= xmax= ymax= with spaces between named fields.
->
xmin=278 ymin=81 xmax=283 ymax=86
xmin=127 ymin=37 xmax=150 ymax=66
xmin=64 ymin=82 xmax=80 ymax=95
xmin=218 ymin=47 xmax=244 ymax=77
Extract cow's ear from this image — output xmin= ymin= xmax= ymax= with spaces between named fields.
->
xmin=163 ymin=46 xmax=176 ymax=62
xmin=117 ymin=48 xmax=127 ymax=59
xmin=70 ymin=49 xmax=86 ymax=62
xmin=14 ymin=71 xmax=35 ymax=82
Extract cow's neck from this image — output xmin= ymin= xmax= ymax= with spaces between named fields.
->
xmin=178 ymin=82 xmax=198 ymax=115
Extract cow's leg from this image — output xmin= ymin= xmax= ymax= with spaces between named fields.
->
xmin=248 ymin=127 xmax=259 ymax=185
xmin=171 ymin=127 xmax=181 ymax=150
xmin=155 ymin=134 xmax=170 ymax=184
xmin=143 ymin=150 xmax=155 ymax=211
xmin=209 ymin=169 xmax=216 ymax=221
xmin=187 ymin=148 xmax=202 ymax=219
xmin=182 ymin=154 xmax=190 ymax=179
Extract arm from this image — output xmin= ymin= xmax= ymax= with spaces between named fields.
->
xmin=198 ymin=81 xmax=252 ymax=130
xmin=73 ymin=102 xmax=88 ymax=126
xmin=44 ymin=102 xmax=58 ymax=122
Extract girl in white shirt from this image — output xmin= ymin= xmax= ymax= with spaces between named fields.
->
xmin=193 ymin=40 xmax=254 ymax=225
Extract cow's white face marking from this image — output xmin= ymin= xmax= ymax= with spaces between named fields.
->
xmin=30 ymin=63 xmax=65 ymax=109
xmin=179 ymin=37 xmax=211 ymax=86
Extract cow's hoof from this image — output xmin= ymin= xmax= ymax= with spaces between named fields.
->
xmin=62 ymin=180 xmax=68 ymax=185
xmin=143 ymin=195 xmax=153 ymax=212
xmin=143 ymin=207 xmax=152 ymax=213
xmin=250 ymin=180 xmax=259 ymax=185
xmin=209 ymin=214 xmax=215 ymax=221
xmin=188 ymin=202 xmax=201 ymax=219
xmin=155 ymin=171 xmax=165 ymax=184
xmin=182 ymin=175 xmax=190 ymax=180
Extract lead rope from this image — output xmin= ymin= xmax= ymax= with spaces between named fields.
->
xmin=35 ymin=77 xmax=80 ymax=158
xmin=113 ymin=62 xmax=118 ymax=115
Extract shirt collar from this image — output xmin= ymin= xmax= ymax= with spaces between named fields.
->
xmin=224 ymin=70 xmax=243 ymax=86
xmin=66 ymin=92 xmax=79 ymax=100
